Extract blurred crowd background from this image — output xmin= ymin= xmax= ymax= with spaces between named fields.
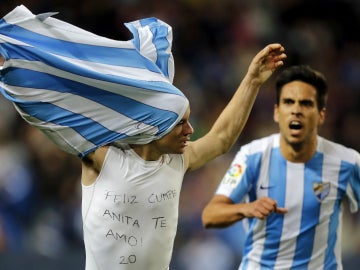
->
xmin=0 ymin=0 xmax=360 ymax=269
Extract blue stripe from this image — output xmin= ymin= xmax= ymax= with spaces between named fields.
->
xmin=324 ymin=197 xmax=340 ymax=270
xmin=260 ymin=148 xmax=286 ymax=269
xmin=0 ymin=89 xmax=127 ymax=146
xmin=290 ymin=153 xmax=323 ymax=269
xmin=3 ymin=68 xmax=179 ymax=134
xmin=229 ymin=152 xmax=261 ymax=203
xmin=349 ymin=162 xmax=360 ymax=207
xmin=127 ymin=17 xmax=171 ymax=79
xmin=232 ymin=152 xmax=262 ymax=269
xmin=125 ymin=23 xmax=140 ymax=51
xmin=0 ymin=20 xmax=160 ymax=72
xmin=148 ymin=21 xmax=171 ymax=78
xmin=248 ymin=153 xmax=262 ymax=203
xmin=139 ymin=17 xmax=159 ymax=27
xmin=323 ymin=161 xmax=348 ymax=269
xmin=26 ymin=103 xmax=127 ymax=143
xmin=0 ymin=42 xmax=183 ymax=97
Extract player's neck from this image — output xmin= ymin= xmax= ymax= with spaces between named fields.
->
xmin=130 ymin=144 xmax=163 ymax=161
xmin=280 ymin=138 xmax=317 ymax=163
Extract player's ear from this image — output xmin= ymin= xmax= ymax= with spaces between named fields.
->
xmin=318 ymin=108 xmax=326 ymax=126
xmin=273 ymin=104 xmax=279 ymax=123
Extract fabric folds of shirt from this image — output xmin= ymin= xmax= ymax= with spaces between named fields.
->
xmin=0 ymin=5 xmax=189 ymax=157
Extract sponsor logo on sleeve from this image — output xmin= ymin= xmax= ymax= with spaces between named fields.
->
xmin=221 ymin=163 xmax=246 ymax=187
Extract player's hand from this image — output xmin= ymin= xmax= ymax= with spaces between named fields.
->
xmin=243 ymin=196 xmax=288 ymax=220
xmin=247 ymin=43 xmax=286 ymax=86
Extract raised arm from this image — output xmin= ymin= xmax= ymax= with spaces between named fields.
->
xmin=184 ymin=44 xmax=286 ymax=171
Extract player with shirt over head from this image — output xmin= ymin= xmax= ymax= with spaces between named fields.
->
xmin=0 ymin=6 xmax=287 ymax=269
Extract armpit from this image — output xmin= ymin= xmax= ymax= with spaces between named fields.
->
xmin=81 ymin=154 xmax=94 ymax=168
xmin=82 ymin=146 xmax=109 ymax=173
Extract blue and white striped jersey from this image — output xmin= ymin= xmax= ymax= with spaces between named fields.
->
xmin=0 ymin=5 xmax=189 ymax=157
xmin=216 ymin=133 xmax=360 ymax=270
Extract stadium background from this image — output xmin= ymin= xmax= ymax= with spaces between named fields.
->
xmin=0 ymin=0 xmax=359 ymax=269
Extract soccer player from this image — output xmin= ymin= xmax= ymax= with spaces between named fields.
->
xmin=0 ymin=17 xmax=286 ymax=270
xmin=202 ymin=65 xmax=360 ymax=269
xmin=78 ymin=43 xmax=285 ymax=270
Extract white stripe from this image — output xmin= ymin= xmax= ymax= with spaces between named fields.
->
xmin=257 ymin=139 xmax=272 ymax=196
xmin=8 ymin=52 xmax=170 ymax=84
xmin=4 ymin=5 xmax=134 ymax=48
xmin=334 ymin=214 xmax=343 ymax=270
xmin=138 ymin=25 xmax=157 ymax=64
xmin=128 ymin=19 xmax=174 ymax=82
xmin=245 ymin=221 xmax=266 ymax=268
xmin=240 ymin=259 xmax=261 ymax=270
xmin=163 ymin=22 xmax=174 ymax=82
xmin=13 ymin=104 xmax=96 ymax=155
xmin=274 ymin=162 xmax=304 ymax=269
xmin=2 ymin=84 xmax=159 ymax=136
xmin=308 ymin=156 xmax=341 ymax=269
xmin=243 ymin=139 xmax=271 ymax=268
xmin=57 ymin=55 xmax=170 ymax=83
xmin=0 ymin=34 xmax=29 ymax=46
xmin=9 ymin=59 xmax=185 ymax=112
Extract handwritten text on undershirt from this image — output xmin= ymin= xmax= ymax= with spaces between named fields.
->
xmin=100 ymin=188 xmax=178 ymax=266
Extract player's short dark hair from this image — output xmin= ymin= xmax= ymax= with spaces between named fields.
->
xmin=275 ymin=65 xmax=328 ymax=110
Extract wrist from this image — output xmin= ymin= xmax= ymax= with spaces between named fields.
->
xmin=243 ymin=73 xmax=262 ymax=88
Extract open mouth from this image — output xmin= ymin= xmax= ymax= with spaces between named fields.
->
xmin=289 ymin=121 xmax=302 ymax=130
xmin=181 ymin=139 xmax=189 ymax=147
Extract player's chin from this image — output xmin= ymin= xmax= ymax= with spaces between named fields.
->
xmin=176 ymin=147 xmax=186 ymax=154
xmin=286 ymin=135 xmax=305 ymax=148
xmin=174 ymin=144 xmax=187 ymax=154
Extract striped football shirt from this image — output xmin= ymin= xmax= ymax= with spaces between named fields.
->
xmin=216 ymin=133 xmax=360 ymax=270
xmin=0 ymin=5 xmax=189 ymax=157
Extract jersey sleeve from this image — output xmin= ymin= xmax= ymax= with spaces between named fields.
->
xmin=215 ymin=146 xmax=253 ymax=203
xmin=347 ymin=150 xmax=360 ymax=213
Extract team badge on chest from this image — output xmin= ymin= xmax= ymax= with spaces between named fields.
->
xmin=313 ymin=182 xmax=331 ymax=202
